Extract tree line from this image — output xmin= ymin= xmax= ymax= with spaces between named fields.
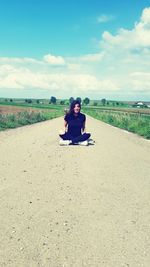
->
xmin=48 ymin=96 xmax=122 ymax=106
xmin=3 ymin=97 xmax=126 ymax=107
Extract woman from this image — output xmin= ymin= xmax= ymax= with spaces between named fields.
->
xmin=59 ymin=100 xmax=91 ymax=146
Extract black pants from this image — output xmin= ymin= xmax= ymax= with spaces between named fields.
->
xmin=59 ymin=132 xmax=91 ymax=144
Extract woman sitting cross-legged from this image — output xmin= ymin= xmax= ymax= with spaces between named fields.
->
xmin=59 ymin=100 xmax=94 ymax=146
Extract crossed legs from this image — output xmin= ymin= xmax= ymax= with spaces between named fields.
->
xmin=59 ymin=132 xmax=91 ymax=144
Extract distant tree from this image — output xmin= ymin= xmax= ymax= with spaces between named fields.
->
xmin=49 ymin=96 xmax=56 ymax=104
xmin=106 ymin=101 xmax=109 ymax=105
xmin=5 ymin=98 xmax=8 ymax=102
xmin=142 ymin=103 xmax=148 ymax=108
xmin=36 ymin=99 xmax=40 ymax=104
xmin=24 ymin=99 xmax=32 ymax=103
xmin=27 ymin=99 xmax=32 ymax=104
xmin=10 ymin=99 xmax=13 ymax=102
xmin=116 ymin=102 xmax=119 ymax=106
xmin=60 ymin=100 xmax=65 ymax=105
xmin=93 ymin=102 xmax=98 ymax=106
xmin=83 ymin=97 xmax=90 ymax=105
xmin=69 ymin=97 xmax=74 ymax=104
xmin=76 ymin=97 xmax=82 ymax=103
xmin=101 ymin=98 xmax=106 ymax=106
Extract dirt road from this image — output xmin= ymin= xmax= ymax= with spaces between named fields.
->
xmin=0 ymin=115 xmax=150 ymax=267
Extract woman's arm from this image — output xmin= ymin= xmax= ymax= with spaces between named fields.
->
xmin=59 ymin=120 xmax=68 ymax=135
xmin=82 ymin=121 xmax=86 ymax=134
xmin=64 ymin=120 xmax=68 ymax=132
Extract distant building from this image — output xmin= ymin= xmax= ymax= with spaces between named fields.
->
xmin=133 ymin=101 xmax=148 ymax=108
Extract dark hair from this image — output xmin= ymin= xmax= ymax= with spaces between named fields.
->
xmin=68 ymin=100 xmax=81 ymax=115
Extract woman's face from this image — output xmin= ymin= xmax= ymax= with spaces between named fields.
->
xmin=73 ymin=104 xmax=80 ymax=114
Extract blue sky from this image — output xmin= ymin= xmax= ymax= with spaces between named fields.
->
xmin=0 ymin=0 xmax=149 ymax=57
xmin=0 ymin=0 xmax=150 ymax=100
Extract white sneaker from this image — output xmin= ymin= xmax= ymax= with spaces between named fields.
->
xmin=59 ymin=140 xmax=72 ymax=146
xmin=88 ymin=139 xmax=95 ymax=145
xmin=78 ymin=140 xmax=88 ymax=146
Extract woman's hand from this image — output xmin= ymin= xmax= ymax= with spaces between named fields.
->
xmin=59 ymin=129 xmax=65 ymax=135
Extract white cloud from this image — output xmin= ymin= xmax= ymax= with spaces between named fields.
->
xmin=1 ymin=8 xmax=150 ymax=100
xmin=0 ymin=57 xmax=42 ymax=64
xmin=0 ymin=63 xmax=119 ymax=93
xmin=97 ymin=14 xmax=114 ymax=23
xmin=130 ymin=72 xmax=150 ymax=92
xmin=101 ymin=7 xmax=150 ymax=50
xmin=43 ymin=54 xmax=66 ymax=65
xmin=80 ymin=52 xmax=105 ymax=62
xmin=0 ymin=64 xmax=16 ymax=75
xmin=67 ymin=63 xmax=81 ymax=71
xmin=93 ymin=7 xmax=150 ymax=99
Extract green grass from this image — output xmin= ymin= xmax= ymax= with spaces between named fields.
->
xmin=0 ymin=109 xmax=63 ymax=131
xmin=83 ymin=108 xmax=150 ymax=139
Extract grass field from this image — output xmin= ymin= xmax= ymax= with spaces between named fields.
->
xmin=0 ymin=104 xmax=64 ymax=131
xmin=83 ymin=105 xmax=150 ymax=115
xmin=83 ymin=107 xmax=150 ymax=139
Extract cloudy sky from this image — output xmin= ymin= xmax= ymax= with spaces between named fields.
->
xmin=0 ymin=0 xmax=150 ymax=100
